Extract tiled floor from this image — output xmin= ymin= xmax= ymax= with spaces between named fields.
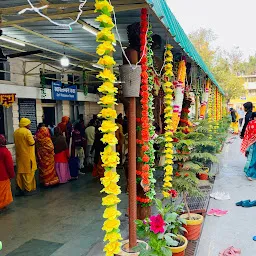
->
xmin=0 ymin=171 xmax=128 ymax=256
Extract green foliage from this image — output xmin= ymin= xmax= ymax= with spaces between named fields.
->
xmin=135 ymin=198 xmax=186 ymax=255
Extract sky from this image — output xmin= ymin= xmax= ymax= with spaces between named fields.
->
xmin=166 ymin=0 xmax=256 ymax=60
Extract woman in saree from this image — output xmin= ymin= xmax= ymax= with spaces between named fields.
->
xmin=0 ymin=135 xmax=15 ymax=210
xmin=52 ymin=127 xmax=71 ymax=183
xmin=36 ymin=127 xmax=59 ymax=186
xmin=241 ymin=112 xmax=256 ymax=181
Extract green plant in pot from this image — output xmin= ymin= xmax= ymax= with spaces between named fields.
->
xmin=135 ymin=195 xmax=188 ymax=256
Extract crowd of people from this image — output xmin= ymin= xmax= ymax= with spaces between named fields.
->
xmin=0 ymin=113 xmax=128 ymax=211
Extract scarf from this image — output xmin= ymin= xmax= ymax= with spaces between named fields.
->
xmin=241 ymin=120 xmax=256 ymax=154
xmin=0 ymin=134 xmax=6 ymax=147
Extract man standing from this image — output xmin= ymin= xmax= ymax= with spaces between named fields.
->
xmin=14 ymin=118 xmax=37 ymax=196
xmin=237 ymin=107 xmax=245 ymax=127
xmin=85 ymin=120 xmax=95 ymax=167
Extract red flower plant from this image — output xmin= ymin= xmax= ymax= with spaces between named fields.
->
xmin=168 ymin=189 xmax=178 ymax=198
xmin=142 ymin=155 xmax=150 ymax=163
xmin=184 ymin=173 xmax=189 ymax=177
xmin=149 ymin=214 xmax=165 ymax=234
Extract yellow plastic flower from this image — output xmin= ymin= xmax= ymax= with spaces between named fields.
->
xmin=164 ymin=106 xmax=172 ymax=113
xmin=164 ymin=81 xmax=173 ymax=88
xmin=100 ymin=120 xmax=119 ymax=133
xmin=104 ymin=231 xmax=122 ymax=242
xmin=101 ymin=133 xmax=118 ymax=145
xmin=98 ymin=81 xmax=117 ymax=94
xmin=164 ymin=176 xmax=172 ymax=182
xmin=101 ymin=146 xmax=120 ymax=168
xmin=163 ymin=182 xmax=172 ymax=188
xmin=166 ymin=44 xmax=173 ymax=50
xmin=95 ymin=14 xmax=114 ymax=28
xmin=162 ymin=191 xmax=171 ymax=198
xmin=95 ymin=0 xmax=114 ymax=13
xmin=165 ymin=159 xmax=173 ymax=165
xmin=101 ymin=171 xmax=120 ymax=187
xmin=97 ymin=69 xmax=116 ymax=83
xmin=103 ymin=206 xmax=122 ymax=220
xmin=97 ymin=41 xmax=116 ymax=56
xmin=165 ymin=69 xmax=174 ymax=77
xmin=98 ymin=108 xmax=117 ymax=119
xmin=98 ymin=95 xmax=117 ymax=106
xmin=98 ymin=55 xmax=116 ymax=67
xmin=97 ymin=28 xmax=116 ymax=43
xmin=102 ymin=219 xmax=120 ymax=233
xmin=102 ymin=194 xmax=121 ymax=206
xmin=101 ymin=182 xmax=121 ymax=195
xmin=164 ymin=165 xmax=173 ymax=172
xmin=165 ymin=50 xmax=173 ymax=56
xmin=166 ymin=56 xmax=173 ymax=62
xmin=104 ymin=241 xmax=122 ymax=256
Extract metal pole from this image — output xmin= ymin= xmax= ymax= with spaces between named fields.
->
xmin=128 ymin=97 xmax=137 ymax=248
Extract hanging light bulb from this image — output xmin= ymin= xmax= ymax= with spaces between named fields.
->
xmin=60 ymin=53 xmax=69 ymax=67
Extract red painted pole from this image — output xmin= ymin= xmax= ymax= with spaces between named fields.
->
xmin=128 ymin=97 xmax=137 ymax=249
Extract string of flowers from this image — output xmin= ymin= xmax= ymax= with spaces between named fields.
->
xmin=162 ymin=44 xmax=174 ymax=198
xmin=144 ymin=19 xmax=157 ymax=200
xmin=95 ymin=1 xmax=122 ymax=255
xmin=199 ymin=78 xmax=210 ymax=119
xmin=172 ymin=60 xmax=186 ymax=132
xmin=139 ymin=8 xmax=151 ymax=195
xmin=208 ymin=84 xmax=213 ymax=139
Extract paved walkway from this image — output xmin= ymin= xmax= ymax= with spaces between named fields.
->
xmin=0 ymin=171 xmax=128 ymax=256
xmin=197 ymin=136 xmax=256 ymax=255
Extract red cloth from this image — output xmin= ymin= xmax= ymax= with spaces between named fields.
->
xmin=241 ymin=120 xmax=256 ymax=154
xmin=54 ymin=149 xmax=69 ymax=163
xmin=0 ymin=147 xmax=15 ymax=181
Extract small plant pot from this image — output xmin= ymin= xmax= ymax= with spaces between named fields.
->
xmin=180 ymin=213 xmax=204 ymax=241
xmin=199 ymin=173 xmax=208 ymax=180
xmin=116 ymin=240 xmax=148 ymax=255
xmin=168 ymin=235 xmax=188 ymax=256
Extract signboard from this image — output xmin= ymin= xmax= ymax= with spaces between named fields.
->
xmin=18 ymin=99 xmax=37 ymax=134
xmin=52 ymin=81 xmax=77 ymax=101
xmin=0 ymin=94 xmax=16 ymax=108
xmin=240 ymin=96 xmax=246 ymax=100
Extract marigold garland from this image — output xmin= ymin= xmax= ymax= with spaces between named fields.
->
xmin=162 ymin=44 xmax=174 ymax=198
xmin=95 ymin=1 xmax=122 ymax=255
xmin=199 ymin=79 xmax=210 ymax=119
xmin=172 ymin=60 xmax=186 ymax=132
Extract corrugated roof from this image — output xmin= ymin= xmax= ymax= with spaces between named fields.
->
xmin=146 ymin=0 xmax=225 ymax=95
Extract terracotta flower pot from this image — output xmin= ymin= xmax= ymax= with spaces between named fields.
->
xmin=199 ymin=173 xmax=208 ymax=180
xmin=180 ymin=213 xmax=204 ymax=241
xmin=168 ymin=235 xmax=188 ymax=256
xmin=137 ymin=204 xmax=151 ymax=220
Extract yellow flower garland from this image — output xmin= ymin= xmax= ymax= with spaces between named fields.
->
xmin=95 ymin=1 xmax=122 ymax=255
xmin=162 ymin=44 xmax=174 ymax=198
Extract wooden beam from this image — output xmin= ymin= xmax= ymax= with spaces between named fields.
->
xmin=0 ymin=44 xmax=92 ymax=70
xmin=0 ymin=0 xmax=144 ymax=15
xmin=0 ymin=4 xmax=147 ymax=27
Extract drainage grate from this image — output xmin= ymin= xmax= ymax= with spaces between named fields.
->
xmin=185 ymin=241 xmax=198 ymax=256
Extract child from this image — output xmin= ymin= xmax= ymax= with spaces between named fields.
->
xmin=0 ymin=135 xmax=15 ymax=210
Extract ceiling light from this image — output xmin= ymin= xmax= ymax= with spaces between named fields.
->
xmin=0 ymin=36 xmax=25 ymax=47
xmin=82 ymin=24 xmax=99 ymax=36
xmin=92 ymin=63 xmax=104 ymax=70
xmin=60 ymin=54 xmax=69 ymax=67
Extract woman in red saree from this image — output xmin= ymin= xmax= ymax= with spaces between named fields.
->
xmin=36 ymin=127 xmax=59 ymax=186
xmin=241 ymin=112 xmax=256 ymax=181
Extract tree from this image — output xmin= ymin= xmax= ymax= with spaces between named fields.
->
xmin=189 ymin=28 xmax=245 ymax=100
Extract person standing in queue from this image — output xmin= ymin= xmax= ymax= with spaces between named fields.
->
xmin=240 ymin=102 xmax=253 ymax=139
xmin=14 ymin=118 xmax=37 ymax=196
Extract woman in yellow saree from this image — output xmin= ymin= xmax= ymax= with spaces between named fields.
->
xmin=36 ymin=127 xmax=59 ymax=186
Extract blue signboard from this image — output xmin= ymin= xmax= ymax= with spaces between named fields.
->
xmin=52 ymin=81 xmax=77 ymax=101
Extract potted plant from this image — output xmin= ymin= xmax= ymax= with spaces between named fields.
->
xmin=135 ymin=195 xmax=188 ymax=256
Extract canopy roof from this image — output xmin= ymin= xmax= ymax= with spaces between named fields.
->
xmin=0 ymin=0 xmax=224 ymax=94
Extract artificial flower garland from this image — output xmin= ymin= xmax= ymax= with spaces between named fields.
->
xmin=95 ymin=1 xmax=122 ymax=255
xmin=199 ymin=79 xmax=210 ymax=119
xmin=139 ymin=8 xmax=151 ymax=193
xmin=162 ymin=44 xmax=174 ymax=198
xmin=172 ymin=60 xmax=186 ymax=132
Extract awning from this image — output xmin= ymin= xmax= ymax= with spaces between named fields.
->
xmin=146 ymin=0 xmax=225 ymax=95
